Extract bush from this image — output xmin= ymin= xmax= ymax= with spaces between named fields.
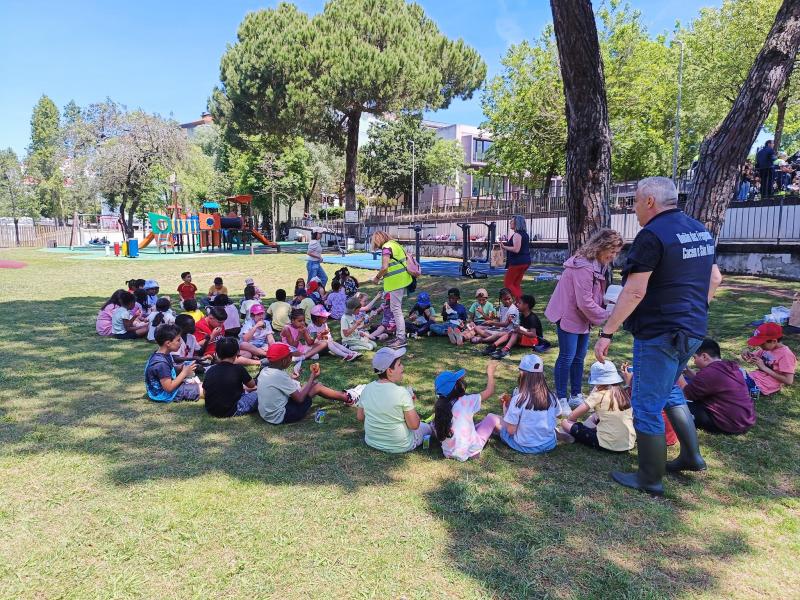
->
xmin=318 ymin=207 xmax=345 ymax=219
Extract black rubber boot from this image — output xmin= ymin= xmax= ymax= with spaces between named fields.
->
xmin=611 ymin=432 xmax=665 ymax=496
xmin=664 ymin=404 xmax=707 ymax=473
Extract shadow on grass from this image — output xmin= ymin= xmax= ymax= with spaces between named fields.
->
xmin=1 ymin=280 xmax=797 ymax=598
xmin=0 ymin=296 xmax=420 ymax=492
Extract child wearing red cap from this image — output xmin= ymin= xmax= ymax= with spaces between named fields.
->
xmin=256 ymin=343 xmax=359 ymax=425
xmin=742 ymin=323 xmax=797 ymax=396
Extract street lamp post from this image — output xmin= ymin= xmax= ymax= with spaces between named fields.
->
xmin=672 ymin=40 xmax=685 ymax=183
xmin=409 ymin=140 xmax=416 ymax=222
xmin=3 ymin=169 xmax=20 ymax=246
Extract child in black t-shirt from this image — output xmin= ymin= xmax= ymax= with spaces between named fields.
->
xmin=202 ymin=337 xmax=258 ymax=418
xmin=491 ymin=295 xmax=548 ymax=359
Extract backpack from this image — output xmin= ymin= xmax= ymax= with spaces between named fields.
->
xmin=405 ymin=252 xmax=422 ymax=277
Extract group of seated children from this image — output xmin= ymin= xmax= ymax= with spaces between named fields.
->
xmin=132 ymin=267 xmax=792 ymax=460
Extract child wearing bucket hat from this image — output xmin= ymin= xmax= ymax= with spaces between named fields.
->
xmin=741 ymin=322 xmax=796 ymax=396
xmin=308 ymin=304 xmax=361 ymax=362
xmin=433 ymin=361 xmax=502 ymax=461
xmin=558 ymin=360 xmax=635 ymax=452
xmin=468 ymin=288 xmax=497 ymax=325
xmin=356 ymin=347 xmax=433 ymax=453
xmin=499 ymin=355 xmax=561 ymax=454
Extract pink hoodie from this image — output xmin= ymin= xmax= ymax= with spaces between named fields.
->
xmin=544 ymin=256 xmax=610 ymax=334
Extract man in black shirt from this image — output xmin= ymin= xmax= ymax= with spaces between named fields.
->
xmin=202 ymin=338 xmax=258 ymax=418
xmin=755 ymin=140 xmax=776 ymax=198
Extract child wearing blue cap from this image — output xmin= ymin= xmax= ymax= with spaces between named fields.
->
xmin=433 ymin=362 xmax=502 ymax=461
xmin=406 ymin=292 xmax=436 ymax=336
xmin=500 ymin=354 xmax=561 ymax=454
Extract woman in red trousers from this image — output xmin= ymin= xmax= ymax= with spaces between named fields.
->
xmin=500 ymin=215 xmax=531 ymax=300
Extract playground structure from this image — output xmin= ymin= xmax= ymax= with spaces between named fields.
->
xmin=138 ymin=195 xmax=278 ymax=252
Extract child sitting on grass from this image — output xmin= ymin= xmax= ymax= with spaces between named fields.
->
xmin=240 ymin=303 xmax=275 ymax=353
xmin=369 ymin=294 xmax=396 ymax=342
xmin=324 ymin=279 xmax=347 ymax=320
xmin=558 ymin=360 xmax=635 ymax=452
xmin=430 ymin=288 xmax=468 ymax=343
xmin=356 ymin=347 xmax=434 ymax=453
xmin=207 ymin=277 xmax=227 ymax=303
xmin=257 ymin=343 xmax=357 ymax=425
xmin=434 ymin=361 xmax=502 ymax=461
xmin=177 ymin=271 xmax=197 ymax=306
xmin=144 ymin=324 xmax=202 ymax=402
xmin=239 ymin=284 xmax=260 ymax=319
xmin=741 ymin=323 xmax=797 ymax=397
xmin=112 ymin=291 xmax=149 ymax=339
xmin=171 ymin=314 xmax=204 ymax=368
xmin=266 ymin=289 xmax=292 ymax=332
xmin=470 ymin=288 xmax=519 ymax=349
xmin=181 ymin=298 xmax=205 ymax=322
xmin=341 ymin=296 xmax=378 ymax=352
xmin=468 ymin=288 xmax=496 ymax=325
xmin=678 ymin=338 xmax=756 ymax=434
xmin=202 ymin=337 xmax=259 ymax=418
xmin=499 ymin=355 xmax=560 ymax=454
xmin=308 ymin=305 xmax=361 ymax=361
xmin=211 ymin=294 xmax=241 ymax=338
xmin=244 ymin=277 xmax=265 ymax=300
xmin=488 ymin=295 xmax=543 ymax=359
xmin=147 ymin=297 xmax=176 ymax=342
xmin=293 ymin=288 xmax=316 ymax=324
xmin=406 ymin=291 xmax=435 ymax=337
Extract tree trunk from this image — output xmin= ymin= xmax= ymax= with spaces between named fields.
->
xmin=550 ymin=0 xmax=612 ymax=254
xmin=686 ymin=0 xmax=800 ymax=237
xmin=343 ymin=110 xmax=361 ymax=237
xmin=303 ymin=175 xmax=318 ymax=215
xmin=774 ymin=95 xmax=788 ymax=152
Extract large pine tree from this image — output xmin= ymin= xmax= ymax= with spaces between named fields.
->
xmin=210 ymin=0 xmax=486 ymax=232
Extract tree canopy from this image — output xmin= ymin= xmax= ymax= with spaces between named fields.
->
xmin=210 ymin=0 xmax=486 ymax=225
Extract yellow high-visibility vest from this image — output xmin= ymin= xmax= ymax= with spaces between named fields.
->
xmin=382 ymin=240 xmax=413 ymax=292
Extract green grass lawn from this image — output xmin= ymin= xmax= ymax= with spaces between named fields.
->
xmin=0 ymin=248 xmax=797 ymax=599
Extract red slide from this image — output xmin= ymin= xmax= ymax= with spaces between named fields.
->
xmin=251 ymin=230 xmax=279 ymax=247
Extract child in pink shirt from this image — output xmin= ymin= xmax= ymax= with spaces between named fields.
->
xmin=433 ymin=362 xmax=501 ymax=461
xmin=742 ymin=323 xmax=797 ymax=396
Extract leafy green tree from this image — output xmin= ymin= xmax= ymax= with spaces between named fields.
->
xmin=361 ymin=114 xmax=463 ymax=206
xmin=211 ymin=0 xmax=486 ymax=232
xmin=481 ymin=30 xmax=565 ymax=195
xmin=27 ymin=95 xmax=65 ymax=221
xmin=0 ymin=148 xmax=36 ymax=225
xmin=303 ymin=141 xmax=345 ymax=215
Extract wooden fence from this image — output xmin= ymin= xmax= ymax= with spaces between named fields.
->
xmin=0 ymin=224 xmax=75 ymax=248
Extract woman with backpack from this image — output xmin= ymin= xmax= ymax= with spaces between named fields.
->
xmin=371 ymin=230 xmax=420 ymax=349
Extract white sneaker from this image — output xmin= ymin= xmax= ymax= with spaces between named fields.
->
xmin=568 ymin=393 xmax=586 ymax=409
xmin=311 ymin=354 xmax=320 ymax=360
xmin=557 ymin=398 xmax=572 ymax=418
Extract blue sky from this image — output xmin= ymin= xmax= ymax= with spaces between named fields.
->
xmin=0 ymin=0 xmax=717 ymax=156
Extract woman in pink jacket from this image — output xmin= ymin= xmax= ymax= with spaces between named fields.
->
xmin=544 ymin=229 xmax=623 ymax=409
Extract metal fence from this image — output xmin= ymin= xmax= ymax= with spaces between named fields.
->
xmin=292 ymin=193 xmax=800 ymax=247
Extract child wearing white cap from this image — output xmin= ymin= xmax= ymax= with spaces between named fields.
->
xmin=356 ymin=348 xmax=433 ymax=453
xmin=433 ymin=361 xmax=502 ymax=461
xmin=499 ymin=355 xmax=560 ymax=454
xmin=558 ymin=361 xmax=635 ymax=452
xmin=244 ymin=277 xmax=265 ymax=300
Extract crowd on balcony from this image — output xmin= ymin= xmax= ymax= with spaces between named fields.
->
xmin=741 ymin=139 xmax=800 ymax=201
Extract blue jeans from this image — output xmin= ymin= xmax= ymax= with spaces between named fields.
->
xmin=737 ymin=181 xmax=750 ymax=201
xmin=632 ymin=332 xmax=702 ymax=434
xmin=306 ymin=261 xmax=328 ymax=288
xmin=500 ymin=428 xmax=556 ymax=454
xmin=554 ymin=324 xmax=590 ymax=399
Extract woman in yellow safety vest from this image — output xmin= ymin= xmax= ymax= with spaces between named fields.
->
xmin=371 ymin=231 xmax=412 ymax=348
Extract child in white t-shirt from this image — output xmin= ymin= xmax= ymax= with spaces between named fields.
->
xmin=147 ymin=297 xmax=176 ymax=342
xmin=469 ymin=288 xmax=519 ymax=349
xmin=239 ymin=303 xmax=275 ymax=350
xmin=433 ymin=361 xmax=501 ymax=461
xmin=500 ymin=355 xmax=560 ymax=454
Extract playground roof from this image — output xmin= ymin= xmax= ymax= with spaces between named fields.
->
xmin=225 ymin=194 xmax=253 ymax=205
